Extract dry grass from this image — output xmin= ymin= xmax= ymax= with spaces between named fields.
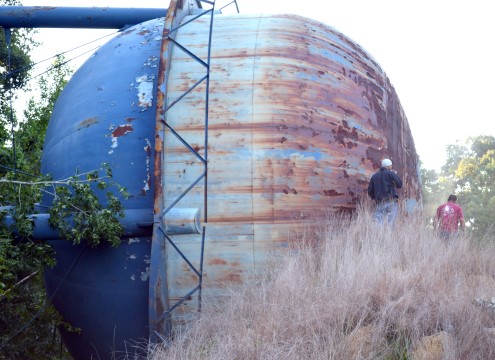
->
xmin=148 ymin=206 xmax=495 ymax=360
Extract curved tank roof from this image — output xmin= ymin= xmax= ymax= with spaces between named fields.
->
xmin=41 ymin=9 xmax=421 ymax=360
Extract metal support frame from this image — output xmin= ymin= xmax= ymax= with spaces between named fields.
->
xmin=149 ymin=0 xmax=239 ymax=341
xmin=160 ymin=0 xmax=213 ymax=326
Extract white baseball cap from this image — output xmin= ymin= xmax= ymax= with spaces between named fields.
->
xmin=381 ymin=158 xmax=392 ymax=167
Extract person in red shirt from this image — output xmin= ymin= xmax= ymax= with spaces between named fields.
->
xmin=434 ymin=194 xmax=465 ymax=240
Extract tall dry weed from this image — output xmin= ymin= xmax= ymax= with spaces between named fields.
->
xmin=149 ymin=207 xmax=495 ymax=360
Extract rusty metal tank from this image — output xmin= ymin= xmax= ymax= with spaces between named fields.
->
xmin=39 ymin=3 xmax=421 ymax=359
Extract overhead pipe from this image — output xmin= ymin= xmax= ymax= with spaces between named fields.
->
xmin=0 ymin=6 xmax=167 ymax=29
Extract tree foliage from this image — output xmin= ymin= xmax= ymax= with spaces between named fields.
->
xmin=48 ymin=165 xmax=129 ymax=248
xmin=421 ymin=135 xmax=495 ymax=239
xmin=453 ymin=136 xmax=495 ymax=237
xmin=0 ymin=13 xmax=127 ymax=357
xmin=0 ymin=0 xmax=37 ymax=146
xmin=0 ymin=52 xmax=74 ymax=357
xmin=11 ymin=56 xmax=71 ymax=175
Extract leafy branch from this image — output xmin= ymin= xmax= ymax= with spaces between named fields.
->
xmin=0 ymin=163 xmax=129 ymax=248
xmin=46 ymin=164 xmax=129 ymax=248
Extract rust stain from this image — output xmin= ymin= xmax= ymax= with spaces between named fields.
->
xmin=153 ymin=134 xmax=163 ymax=214
xmin=209 ymin=258 xmax=228 ymax=265
xmin=78 ymin=117 xmax=98 ymax=129
xmin=154 ymin=276 xmax=165 ymax=327
xmin=283 ymin=188 xmax=298 ymax=195
xmin=323 ymin=190 xmax=342 ymax=197
xmin=112 ymin=124 xmax=134 ymax=137
xmin=218 ymin=272 xmax=242 ymax=283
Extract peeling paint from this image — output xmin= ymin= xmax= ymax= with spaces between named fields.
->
xmin=140 ymin=267 xmax=150 ymax=281
xmin=112 ymin=124 xmax=134 ymax=137
xmin=128 ymin=238 xmax=140 ymax=244
xmin=135 ymin=75 xmax=155 ymax=110
xmin=144 ymin=55 xmax=158 ymax=68
xmin=107 ymin=124 xmax=134 ymax=153
xmin=142 ymin=138 xmax=152 ymax=195
xmin=137 ymin=27 xmax=150 ymax=36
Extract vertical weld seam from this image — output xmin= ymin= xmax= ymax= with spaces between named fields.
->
xmin=251 ymin=14 xmax=263 ymax=270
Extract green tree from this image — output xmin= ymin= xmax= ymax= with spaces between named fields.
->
xmin=421 ymin=136 xmax=495 ymax=239
xmin=451 ymin=136 xmax=495 ymax=238
xmin=0 ymin=57 xmax=73 ymax=359
xmin=1 ymin=51 xmax=128 ymax=357
xmin=0 ymin=3 xmax=129 ymax=355
xmin=15 ymin=56 xmax=71 ymax=175
xmin=0 ymin=0 xmax=37 ymax=147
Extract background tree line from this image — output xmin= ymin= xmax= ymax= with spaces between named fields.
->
xmin=421 ymin=135 xmax=495 ymax=240
xmin=0 ymin=0 xmax=494 ymax=357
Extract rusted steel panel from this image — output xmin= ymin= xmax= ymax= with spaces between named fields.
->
xmin=163 ymin=13 xmax=421 ymax=322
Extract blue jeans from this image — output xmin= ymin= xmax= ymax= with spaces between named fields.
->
xmin=373 ymin=201 xmax=398 ymax=225
xmin=439 ymin=230 xmax=459 ymax=241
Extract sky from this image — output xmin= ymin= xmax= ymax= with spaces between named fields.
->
xmin=18 ymin=0 xmax=495 ymax=170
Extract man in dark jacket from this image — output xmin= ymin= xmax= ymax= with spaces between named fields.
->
xmin=367 ymin=158 xmax=403 ymax=224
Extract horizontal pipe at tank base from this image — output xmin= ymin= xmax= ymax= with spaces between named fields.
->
xmin=2 ymin=208 xmax=154 ymax=240
xmin=162 ymin=208 xmax=201 ymax=235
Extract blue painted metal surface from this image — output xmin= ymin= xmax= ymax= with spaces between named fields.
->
xmin=40 ymin=15 xmax=165 ymax=359
xmin=0 ymin=6 xmax=167 ymax=29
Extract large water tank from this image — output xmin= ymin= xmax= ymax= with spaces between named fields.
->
xmin=41 ymin=5 xmax=421 ymax=359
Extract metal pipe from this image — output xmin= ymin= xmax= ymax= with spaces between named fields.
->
xmin=162 ymin=208 xmax=201 ymax=234
xmin=3 ymin=207 xmax=204 ymax=239
xmin=0 ymin=6 xmax=167 ymax=29
xmin=3 ymin=208 xmax=153 ymax=239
